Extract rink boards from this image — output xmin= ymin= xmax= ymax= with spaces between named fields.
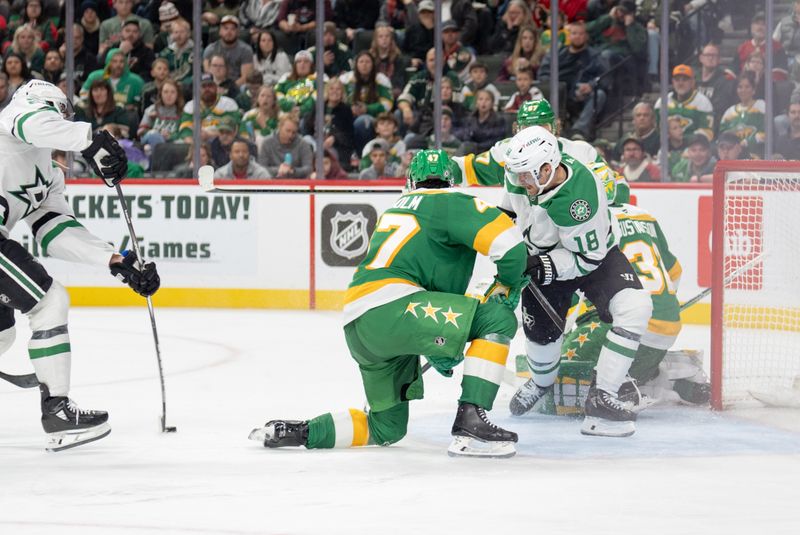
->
xmin=10 ymin=181 xmax=716 ymax=323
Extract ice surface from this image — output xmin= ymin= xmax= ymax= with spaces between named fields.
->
xmin=1 ymin=309 xmax=799 ymax=535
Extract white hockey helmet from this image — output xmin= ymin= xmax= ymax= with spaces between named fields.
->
xmin=504 ymin=125 xmax=561 ymax=192
xmin=12 ymin=80 xmax=74 ymax=119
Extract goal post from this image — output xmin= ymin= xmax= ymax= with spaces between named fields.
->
xmin=711 ymin=161 xmax=800 ymax=410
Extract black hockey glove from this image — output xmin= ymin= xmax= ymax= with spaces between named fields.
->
xmin=110 ymin=251 xmax=160 ymax=297
xmin=81 ymin=130 xmax=128 ymax=187
xmin=525 ymin=254 xmax=557 ymax=286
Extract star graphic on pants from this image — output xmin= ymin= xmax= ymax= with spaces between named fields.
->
xmin=442 ymin=307 xmax=462 ymax=328
xmin=421 ymin=302 xmax=441 ymax=322
xmin=563 ymin=348 xmax=578 ymax=360
xmin=405 ymin=302 xmax=421 ymax=318
xmin=576 ymin=333 xmax=590 ymax=347
xmin=588 ymin=321 xmax=601 ymax=332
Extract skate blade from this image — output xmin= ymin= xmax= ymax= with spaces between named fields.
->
xmin=248 ymin=427 xmax=269 ymax=442
xmin=580 ymin=416 xmax=635 ymax=437
xmin=630 ymin=396 xmax=659 ymax=414
xmin=447 ymin=435 xmax=516 ymax=458
xmin=46 ymin=422 xmax=111 ymax=452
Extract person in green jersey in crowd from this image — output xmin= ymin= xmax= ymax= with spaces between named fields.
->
xmin=516 ymin=177 xmax=711 ymax=417
xmin=452 ymin=98 xmax=630 ymax=205
xmin=250 ymin=150 xmax=530 ymax=458
xmin=503 ymin=126 xmax=652 ymax=438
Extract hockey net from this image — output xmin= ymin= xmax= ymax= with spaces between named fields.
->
xmin=711 ymin=161 xmax=800 ymax=409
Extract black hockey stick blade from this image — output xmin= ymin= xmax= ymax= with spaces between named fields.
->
xmin=526 ymin=283 xmax=566 ymax=333
xmin=0 ymin=370 xmax=39 ymax=388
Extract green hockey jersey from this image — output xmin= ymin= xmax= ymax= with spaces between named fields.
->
xmin=343 ymin=189 xmax=527 ymax=324
xmin=654 ymin=89 xmax=714 ymax=142
xmin=720 ymin=100 xmax=766 ymax=154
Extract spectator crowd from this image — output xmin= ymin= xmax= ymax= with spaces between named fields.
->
xmin=0 ymin=0 xmax=792 ymax=180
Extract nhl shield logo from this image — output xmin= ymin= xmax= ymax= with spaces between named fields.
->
xmin=330 ymin=211 xmax=369 ymax=259
xmin=321 ymin=204 xmax=377 ymax=266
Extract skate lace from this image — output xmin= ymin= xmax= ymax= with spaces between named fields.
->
xmin=601 ymin=391 xmax=633 ymax=412
xmin=476 ymin=407 xmax=498 ymax=429
xmin=519 ymin=380 xmax=545 ymax=402
xmin=66 ymin=399 xmax=93 ymax=415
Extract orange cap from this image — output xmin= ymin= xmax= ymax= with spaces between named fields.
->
xmin=672 ymin=64 xmax=694 ymax=78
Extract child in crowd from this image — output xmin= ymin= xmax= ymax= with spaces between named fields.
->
xmin=464 ymin=62 xmax=501 ymax=111
xmin=503 ymin=66 xmax=543 ymax=113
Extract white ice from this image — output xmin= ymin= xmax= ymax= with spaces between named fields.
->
xmin=1 ymin=309 xmax=799 ymax=535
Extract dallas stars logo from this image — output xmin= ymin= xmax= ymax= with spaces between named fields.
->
xmin=10 ymin=166 xmax=50 ymax=217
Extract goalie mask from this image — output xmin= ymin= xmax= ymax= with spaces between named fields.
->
xmin=515 ymin=99 xmax=556 ymax=134
xmin=13 ymin=80 xmax=75 ymax=120
xmin=406 ymin=149 xmax=454 ymax=190
xmin=504 ymin=126 xmax=561 ymax=194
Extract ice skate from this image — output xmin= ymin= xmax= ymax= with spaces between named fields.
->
xmin=509 ymin=378 xmax=553 ymax=416
xmin=581 ymin=385 xmax=636 ymax=437
xmin=448 ymin=403 xmax=517 ymax=458
xmin=40 ymin=384 xmax=110 ymax=452
xmin=618 ymin=378 xmax=658 ymax=413
xmin=249 ymin=420 xmax=308 ymax=448
xmin=674 ymin=379 xmax=711 ymax=405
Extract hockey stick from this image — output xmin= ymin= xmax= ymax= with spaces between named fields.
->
xmin=0 ymin=370 xmax=39 ymax=388
xmin=525 ymin=283 xmax=566 ymax=333
xmin=114 ymin=184 xmax=176 ymax=433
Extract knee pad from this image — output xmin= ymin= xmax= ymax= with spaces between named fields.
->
xmin=0 ymin=326 xmax=16 ymax=354
xmin=608 ymin=288 xmax=651 ymax=337
xmin=470 ymin=301 xmax=518 ymax=341
xmin=27 ymin=281 xmax=70 ymax=332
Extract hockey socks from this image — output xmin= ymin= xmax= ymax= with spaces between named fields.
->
xmin=524 ymin=339 xmax=561 ymax=387
xmin=306 ymin=409 xmax=371 ymax=449
xmin=627 ymin=344 xmax=668 ymax=384
xmin=459 ymin=337 xmax=510 ymax=410
xmin=596 ymin=328 xmax=638 ymax=394
xmin=29 ymin=325 xmax=71 ymax=397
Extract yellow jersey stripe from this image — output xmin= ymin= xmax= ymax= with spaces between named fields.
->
xmin=668 ymin=260 xmax=683 ymax=282
xmin=463 ymin=153 xmax=479 ymax=185
xmin=349 ymin=408 xmax=369 ymax=447
xmin=344 ymin=278 xmax=419 ymax=306
xmin=648 ymin=318 xmax=682 ymax=336
xmin=473 ymin=214 xmax=515 ymax=256
xmin=465 ymin=339 xmax=509 ymax=366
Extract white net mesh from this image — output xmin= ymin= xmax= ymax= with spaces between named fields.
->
xmin=720 ymin=170 xmax=800 ymax=406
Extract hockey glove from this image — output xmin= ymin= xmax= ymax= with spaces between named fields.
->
xmin=424 ymin=354 xmax=464 ymax=378
xmin=81 ymin=130 xmax=128 ymax=187
xmin=110 ymin=250 xmax=160 ymax=297
xmin=525 ymin=254 xmax=557 ymax=286
xmin=484 ymin=276 xmax=530 ymax=311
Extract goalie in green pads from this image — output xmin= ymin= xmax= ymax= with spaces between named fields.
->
xmin=249 ymin=150 xmax=529 ymax=458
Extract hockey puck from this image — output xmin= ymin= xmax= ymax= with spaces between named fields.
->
xmin=165 ymin=426 xmax=177 ymax=433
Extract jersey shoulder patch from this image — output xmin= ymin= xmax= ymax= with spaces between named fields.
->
xmin=544 ymin=158 xmax=600 ymax=227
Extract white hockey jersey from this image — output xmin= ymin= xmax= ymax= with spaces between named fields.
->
xmin=0 ymin=97 xmax=116 ymax=267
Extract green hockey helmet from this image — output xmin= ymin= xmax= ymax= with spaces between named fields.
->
xmin=516 ymin=99 xmax=556 ymax=133
xmin=406 ymin=149 xmax=454 ymax=189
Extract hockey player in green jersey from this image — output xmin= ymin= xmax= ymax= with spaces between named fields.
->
xmin=451 ymin=98 xmax=630 ymax=204
xmin=249 ymin=150 xmax=530 ymax=457
xmin=517 ymin=179 xmax=710 ymax=416
xmin=503 ymin=126 xmax=652 ymax=437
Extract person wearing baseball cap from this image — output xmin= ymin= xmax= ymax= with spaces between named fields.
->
xmin=617 ymin=134 xmax=661 ymax=182
xmin=442 ymin=20 xmax=475 ymax=83
xmin=654 ymin=63 xmax=714 ymax=145
xmin=203 ymin=13 xmax=254 ymax=87
xmin=178 ymin=73 xmax=241 ymax=143
xmin=99 ymin=0 xmax=155 ymax=50
xmin=671 ymin=133 xmax=717 ymax=182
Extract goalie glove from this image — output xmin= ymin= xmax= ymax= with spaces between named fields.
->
xmin=525 ymin=254 xmax=557 ymax=286
xmin=81 ymin=130 xmax=128 ymax=187
xmin=484 ymin=276 xmax=530 ymax=311
xmin=110 ymin=250 xmax=160 ymax=297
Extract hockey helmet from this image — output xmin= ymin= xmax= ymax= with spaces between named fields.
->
xmin=406 ymin=149 xmax=454 ymax=189
xmin=13 ymin=80 xmax=75 ymax=120
xmin=515 ymin=99 xmax=556 ymax=133
xmin=504 ymin=125 xmax=561 ymax=193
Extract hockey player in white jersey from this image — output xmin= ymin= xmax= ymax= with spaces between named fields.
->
xmin=0 ymin=80 xmax=160 ymax=451
xmin=503 ymin=126 xmax=651 ymax=437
